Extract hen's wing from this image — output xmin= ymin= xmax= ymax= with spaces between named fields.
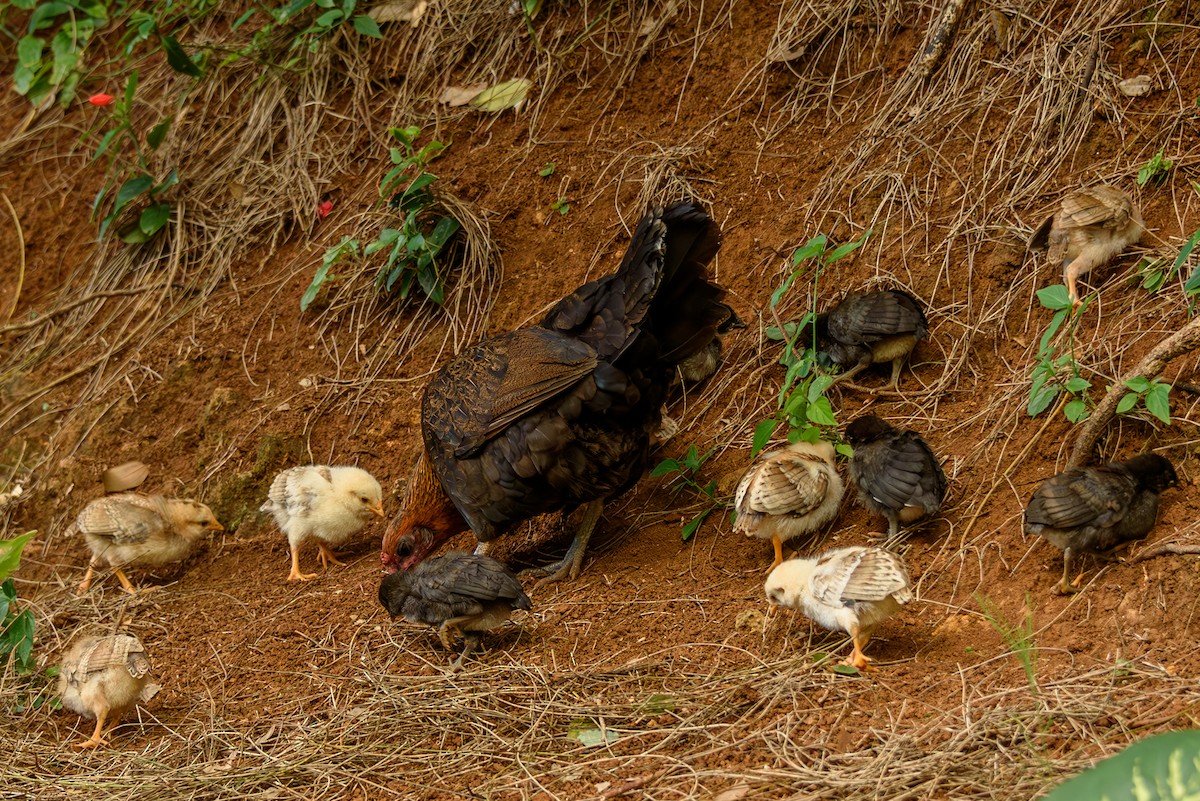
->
xmin=1025 ymin=465 xmax=1134 ymax=530
xmin=812 ymin=547 xmax=911 ymax=606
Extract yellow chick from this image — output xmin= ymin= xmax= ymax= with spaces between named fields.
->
xmin=76 ymin=493 xmax=224 ymax=594
xmin=734 ymin=440 xmax=844 ymax=570
xmin=261 ymin=465 xmax=385 ymax=581
xmin=58 ymin=633 xmax=158 ymax=748
xmin=1028 ymin=185 xmax=1143 ymax=306
xmin=765 ymin=545 xmax=912 ymax=670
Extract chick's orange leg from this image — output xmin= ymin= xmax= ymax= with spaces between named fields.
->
xmin=287 ymin=546 xmax=319 ymax=581
xmin=73 ymin=710 xmax=109 ymax=749
xmin=77 ymin=564 xmax=96 ymax=594
xmin=769 ymin=534 xmax=785 ymax=571
xmin=114 ymin=568 xmax=138 ymax=595
xmin=317 ymin=542 xmax=345 ymax=569
xmin=846 ymin=627 xmax=875 ymax=672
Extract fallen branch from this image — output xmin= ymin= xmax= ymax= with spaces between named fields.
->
xmin=1068 ymin=316 xmax=1200 ymax=468
xmin=1129 ymin=543 xmax=1200 ymax=564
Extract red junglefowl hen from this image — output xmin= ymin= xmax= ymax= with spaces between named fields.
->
xmin=379 ymin=552 xmax=532 ymax=671
xmin=1027 ymin=185 xmax=1143 ymax=306
xmin=845 ymin=415 xmax=947 ymax=541
xmin=816 ymin=289 xmax=928 ymax=390
xmin=381 ymin=201 xmax=730 ymax=585
xmin=1024 ymin=453 xmax=1177 ymax=595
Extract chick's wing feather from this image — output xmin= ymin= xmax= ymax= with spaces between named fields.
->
xmin=1060 ymin=188 xmax=1133 ymax=231
xmin=829 ymin=291 xmax=926 ymax=344
xmin=1027 ymin=466 xmax=1133 ymax=529
xmin=78 ymin=497 xmax=168 ymax=545
xmin=739 ymin=458 xmax=829 ymax=517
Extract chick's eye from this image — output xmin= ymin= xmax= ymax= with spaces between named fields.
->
xmin=360 ymin=496 xmax=370 ymax=504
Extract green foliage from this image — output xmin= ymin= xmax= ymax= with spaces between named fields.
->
xmin=0 ymin=532 xmax=36 ymax=673
xmin=651 ymin=444 xmax=721 ymax=541
xmin=550 ymin=197 xmax=571 ymax=215
xmin=1117 ymin=376 xmax=1171 ymax=425
xmin=304 ymin=128 xmax=461 ymax=311
xmin=270 ymin=0 xmax=381 ymax=53
xmin=976 ymin=592 xmax=1037 ymax=693
xmin=1043 ymin=730 xmax=1200 ymax=801
xmin=1137 ymin=149 xmax=1173 ymax=186
xmin=1027 ymin=285 xmax=1090 ymax=423
xmin=9 ymin=0 xmax=108 ymax=107
xmin=538 ymin=163 xmax=556 ymax=177
xmin=756 ymin=230 xmax=871 ymax=457
xmin=1178 ymin=226 xmax=1200 ymax=296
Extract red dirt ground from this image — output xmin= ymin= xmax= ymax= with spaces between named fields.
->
xmin=3 ymin=2 xmax=1200 ymax=798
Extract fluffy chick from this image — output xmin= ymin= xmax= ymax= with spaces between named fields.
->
xmin=765 ymin=545 xmax=912 ymax=670
xmin=676 ymin=307 xmax=746 ymax=385
xmin=733 ymin=440 xmax=844 ymax=570
xmin=262 ymin=465 xmax=385 ymax=581
xmin=378 ymin=553 xmax=532 ymax=671
xmin=1028 ymin=185 xmax=1143 ymax=306
xmin=845 ymin=415 xmax=947 ymax=540
xmin=817 ymin=289 xmax=928 ymax=390
xmin=1024 ymin=453 xmax=1177 ymax=594
xmin=58 ymin=633 xmax=156 ymax=748
xmin=76 ymin=493 xmax=224 ymax=594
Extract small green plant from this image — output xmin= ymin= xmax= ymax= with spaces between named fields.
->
xmin=1137 ymin=149 xmax=1173 ymax=186
xmin=651 ymin=444 xmax=721 ymax=541
xmin=550 ymin=197 xmax=571 ymax=215
xmin=538 ymin=163 xmax=555 ymax=177
xmin=300 ymin=235 xmax=358 ymax=311
xmin=1044 ymin=730 xmax=1200 ymax=801
xmin=10 ymin=0 xmax=108 ymax=107
xmin=976 ymin=592 xmax=1038 ymax=693
xmin=754 ymin=231 xmax=871 ymax=457
xmin=1117 ymin=376 xmax=1171 ymax=424
xmin=0 ymin=532 xmax=37 ymax=673
xmin=1027 ymin=285 xmax=1091 ymax=423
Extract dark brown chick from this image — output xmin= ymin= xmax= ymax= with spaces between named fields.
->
xmin=58 ymin=633 xmax=157 ymax=748
xmin=75 ymin=493 xmax=224 ymax=594
xmin=1027 ymin=185 xmax=1143 ymax=306
xmin=379 ymin=553 xmax=532 ymax=671
xmin=675 ymin=306 xmax=745 ymax=385
xmin=381 ymin=201 xmax=729 ymax=586
xmin=816 ymin=289 xmax=928 ymax=390
xmin=1024 ymin=453 xmax=1177 ymax=595
xmin=845 ymin=415 xmax=947 ymax=540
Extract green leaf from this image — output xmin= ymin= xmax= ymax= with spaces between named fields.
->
xmin=93 ymin=128 xmax=121 ymax=160
xmin=426 ymin=217 xmax=460 ymax=248
xmin=152 ymin=169 xmax=180 ymax=195
xmin=1146 ymin=384 xmax=1171 ymax=423
xmin=1180 ymin=228 xmax=1200 ymax=293
xmin=681 ymin=508 xmax=712 ymax=542
xmin=790 ymin=235 xmax=827 ymax=266
xmin=17 ymin=36 xmax=45 ymax=69
xmin=805 ymin=396 xmax=837 ymax=426
xmin=650 ymin=458 xmax=680 ymax=477
xmin=1036 ymin=284 xmax=1072 ymax=311
xmin=315 ymin=9 xmax=344 ymax=27
xmin=417 ymin=262 xmax=444 ymax=304
xmin=352 ymin=15 xmax=382 ymax=37
xmin=1124 ymin=376 xmax=1152 ymax=392
xmin=49 ymin=29 xmax=77 ymax=85
xmin=1064 ymin=376 xmax=1091 ymax=393
xmin=389 ymin=125 xmax=421 ymax=148
xmin=1116 ymin=392 xmax=1140 ymax=415
xmin=1038 ymin=308 xmax=1068 ymax=353
xmin=1063 ymin=398 xmax=1088 ymax=423
xmin=835 ymin=443 xmax=854 ymax=458
xmin=0 ymin=533 xmax=37 ymax=582
xmin=469 ymin=78 xmax=532 ymax=112
xmin=113 ymin=173 xmax=155 ymax=212
xmin=683 ymin=445 xmax=700 ymax=471
xmin=567 ymin=720 xmax=618 ymax=748
xmin=1027 ymin=383 xmax=1061 ymax=417
xmin=138 ymin=202 xmax=171 ymax=235
xmin=831 ymin=663 xmax=861 ymax=676
xmin=161 ymin=34 xmax=203 ymax=77
xmin=366 ymin=228 xmax=402 ymax=255
xmin=824 ymin=230 xmax=871 ymax=264
xmin=538 ymin=162 xmax=555 ymax=177
xmin=1043 ymin=730 xmax=1200 ymax=801
xmin=146 ymin=116 xmax=173 ymax=149
xmin=751 ymin=419 xmax=777 ymax=458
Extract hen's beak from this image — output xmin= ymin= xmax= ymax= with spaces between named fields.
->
xmin=370 ymin=503 xmax=386 ymax=519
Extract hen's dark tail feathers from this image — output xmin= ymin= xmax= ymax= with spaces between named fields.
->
xmin=542 ymin=200 xmax=727 ymax=365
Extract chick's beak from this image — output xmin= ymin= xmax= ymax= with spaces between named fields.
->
xmin=370 ymin=503 xmax=386 ymax=519
xmin=210 ymin=521 xmax=226 ymax=532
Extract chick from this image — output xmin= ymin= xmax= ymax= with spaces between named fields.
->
xmin=845 ymin=415 xmax=947 ymax=540
xmin=765 ymin=545 xmax=912 ymax=670
xmin=76 ymin=493 xmax=224 ymax=594
xmin=676 ymin=307 xmax=746 ymax=385
xmin=1027 ymin=185 xmax=1143 ymax=306
xmin=733 ymin=440 xmax=844 ymax=570
xmin=817 ymin=289 xmax=928 ymax=390
xmin=378 ymin=553 xmax=532 ymax=671
xmin=1024 ymin=453 xmax=1177 ymax=594
xmin=262 ymin=465 xmax=385 ymax=581
xmin=58 ymin=633 xmax=157 ymax=748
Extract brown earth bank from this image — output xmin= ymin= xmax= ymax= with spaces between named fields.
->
xmin=2 ymin=1 xmax=1200 ymax=799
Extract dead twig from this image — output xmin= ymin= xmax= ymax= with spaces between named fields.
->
xmin=1129 ymin=543 xmax=1200 ymax=564
xmin=1069 ymin=317 xmax=1200 ymax=468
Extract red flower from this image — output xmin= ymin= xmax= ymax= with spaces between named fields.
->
xmin=317 ymin=200 xmax=334 ymax=220
xmin=88 ymin=93 xmax=115 ymax=107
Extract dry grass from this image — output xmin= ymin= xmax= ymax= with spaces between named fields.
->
xmin=3 ymin=0 xmax=1200 ymax=798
